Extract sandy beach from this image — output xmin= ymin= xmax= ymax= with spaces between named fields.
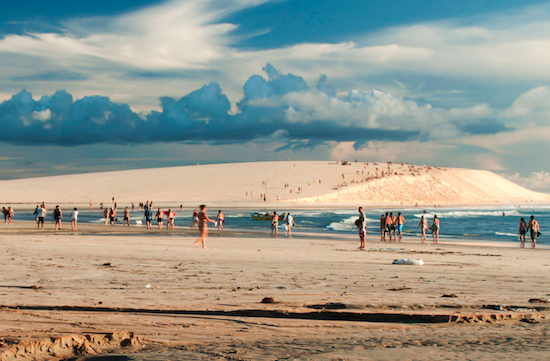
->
xmin=0 ymin=222 xmax=549 ymax=360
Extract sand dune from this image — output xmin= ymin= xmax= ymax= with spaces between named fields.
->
xmin=0 ymin=161 xmax=548 ymax=206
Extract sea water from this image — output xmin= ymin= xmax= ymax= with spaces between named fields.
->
xmin=14 ymin=205 xmax=548 ymax=244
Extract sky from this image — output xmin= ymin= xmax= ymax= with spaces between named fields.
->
xmin=2 ymin=0 xmax=550 ymax=191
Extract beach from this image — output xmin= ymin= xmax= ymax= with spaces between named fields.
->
xmin=0 ymin=222 xmax=549 ymax=360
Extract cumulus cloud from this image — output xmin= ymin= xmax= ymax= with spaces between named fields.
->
xmin=505 ymin=172 xmax=550 ymax=192
xmin=0 ymin=64 xmax=510 ymax=147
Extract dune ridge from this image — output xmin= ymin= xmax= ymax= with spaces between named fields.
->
xmin=0 ymin=161 xmax=548 ymax=206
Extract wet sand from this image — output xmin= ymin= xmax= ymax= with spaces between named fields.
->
xmin=0 ymin=224 xmax=549 ymax=360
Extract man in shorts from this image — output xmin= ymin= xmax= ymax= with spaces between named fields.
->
xmin=397 ymin=212 xmax=406 ymax=242
xmin=528 ymin=215 xmax=540 ymax=248
xmin=37 ymin=205 xmax=46 ymax=230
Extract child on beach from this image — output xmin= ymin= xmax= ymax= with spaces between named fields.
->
xmin=194 ymin=205 xmax=215 ymax=249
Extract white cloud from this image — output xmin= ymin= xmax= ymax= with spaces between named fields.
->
xmin=32 ymin=109 xmax=52 ymax=122
xmin=504 ymin=171 xmax=550 ymax=192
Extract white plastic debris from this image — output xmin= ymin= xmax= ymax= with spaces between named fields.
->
xmin=145 ymin=284 xmax=152 ymax=288
xmin=392 ymin=259 xmax=424 ymax=266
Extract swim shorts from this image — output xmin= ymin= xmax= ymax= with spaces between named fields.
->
xmin=398 ymin=224 xmax=403 ymax=234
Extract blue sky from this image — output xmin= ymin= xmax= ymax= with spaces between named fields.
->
xmin=2 ymin=0 xmax=550 ymax=191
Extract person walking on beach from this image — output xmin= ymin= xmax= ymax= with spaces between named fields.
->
xmin=123 ymin=207 xmax=130 ymax=227
xmin=156 ymin=208 xmax=164 ymax=230
xmin=357 ymin=207 xmax=367 ymax=250
xmin=144 ymin=206 xmax=152 ymax=229
xmin=167 ymin=209 xmax=175 ymax=230
xmin=2 ymin=207 xmax=8 ymax=224
xmin=397 ymin=212 xmax=406 ymax=242
xmin=109 ymin=208 xmax=116 ymax=228
xmin=385 ymin=212 xmax=393 ymax=242
xmin=33 ymin=205 xmax=40 ymax=222
xmin=417 ymin=215 xmax=428 ymax=243
xmin=216 ymin=210 xmax=224 ymax=231
xmin=285 ymin=213 xmax=294 ymax=236
xmin=379 ymin=214 xmax=386 ymax=242
xmin=431 ymin=215 xmax=440 ymax=244
xmin=271 ymin=212 xmax=279 ymax=234
xmin=70 ymin=208 xmax=79 ymax=231
xmin=192 ymin=210 xmax=199 ymax=228
xmin=194 ymin=205 xmax=215 ymax=249
xmin=37 ymin=205 xmax=45 ymax=229
xmin=518 ymin=217 xmax=528 ymax=248
xmin=8 ymin=207 xmax=14 ymax=225
xmin=527 ymin=215 xmax=540 ymax=248
xmin=53 ymin=205 xmax=63 ymax=230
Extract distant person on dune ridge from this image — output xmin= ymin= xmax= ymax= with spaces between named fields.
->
xmin=518 ymin=217 xmax=527 ymax=248
xmin=527 ymin=215 xmax=540 ymax=248
xmin=194 ymin=205 xmax=215 ymax=249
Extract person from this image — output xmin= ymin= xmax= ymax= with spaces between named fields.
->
xmin=123 ymin=207 xmax=130 ymax=227
xmin=132 ymin=203 xmax=135 ymax=212
xmin=417 ymin=215 xmax=428 ymax=243
xmin=37 ymin=205 xmax=45 ymax=229
xmin=397 ymin=212 xmax=406 ymax=242
xmin=518 ymin=217 xmax=527 ymax=248
xmin=70 ymin=208 xmax=79 ymax=231
xmin=192 ymin=210 xmax=198 ymax=228
xmin=2 ymin=207 xmax=8 ymax=224
xmin=271 ymin=211 xmax=279 ymax=234
xmin=100 ymin=202 xmax=103 ymax=210
xmin=144 ymin=206 xmax=152 ymax=229
xmin=527 ymin=215 xmax=540 ymax=248
xmin=167 ymin=209 xmax=175 ymax=230
xmin=104 ymin=208 xmax=109 ymax=225
xmin=33 ymin=205 xmax=40 ymax=222
xmin=53 ymin=205 xmax=63 ymax=230
xmin=285 ymin=213 xmax=294 ymax=235
xmin=194 ymin=205 xmax=215 ymax=249
xmin=180 ymin=204 xmax=183 ymax=212
xmin=431 ymin=215 xmax=440 ymax=244
xmin=379 ymin=214 xmax=386 ymax=242
xmin=391 ymin=212 xmax=398 ymax=240
xmin=216 ymin=210 xmax=224 ymax=231
xmin=357 ymin=207 xmax=367 ymax=250
xmin=110 ymin=208 xmax=116 ymax=228
xmin=89 ymin=201 xmax=93 ymax=211
xmin=156 ymin=208 xmax=164 ymax=230
xmin=8 ymin=207 xmax=14 ymax=225
xmin=385 ymin=212 xmax=393 ymax=242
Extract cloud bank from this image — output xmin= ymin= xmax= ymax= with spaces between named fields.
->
xmin=0 ymin=64 xmax=511 ymax=147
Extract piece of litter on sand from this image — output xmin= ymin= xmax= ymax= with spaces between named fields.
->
xmin=441 ymin=294 xmax=458 ymax=298
xmin=145 ymin=284 xmax=152 ymax=289
xmin=392 ymin=259 xmax=424 ymax=266
xmin=261 ymin=297 xmax=276 ymax=304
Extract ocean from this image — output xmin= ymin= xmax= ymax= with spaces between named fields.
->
xmin=14 ymin=205 xmax=547 ymax=245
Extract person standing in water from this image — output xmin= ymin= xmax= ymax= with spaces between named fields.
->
xmin=194 ymin=205 xmax=215 ymax=249
xmin=518 ymin=217 xmax=528 ymax=248
xmin=54 ymin=205 xmax=63 ymax=230
xmin=417 ymin=215 xmax=428 ymax=243
xmin=271 ymin=211 xmax=279 ymax=234
xmin=192 ymin=210 xmax=198 ymax=228
xmin=216 ymin=210 xmax=224 ymax=231
xmin=123 ymin=207 xmax=130 ymax=227
xmin=358 ymin=207 xmax=367 ymax=250
xmin=156 ymin=208 xmax=164 ymax=230
xmin=167 ymin=209 xmax=175 ymax=230
xmin=8 ymin=207 xmax=14 ymax=225
xmin=70 ymin=208 xmax=79 ymax=231
xmin=285 ymin=213 xmax=294 ymax=236
xmin=397 ymin=212 xmax=406 ymax=242
xmin=527 ymin=215 xmax=540 ymax=248
xmin=144 ymin=206 xmax=152 ymax=229
xmin=431 ymin=215 xmax=440 ymax=244
xmin=110 ymin=208 xmax=116 ymax=228
xmin=379 ymin=214 xmax=386 ymax=242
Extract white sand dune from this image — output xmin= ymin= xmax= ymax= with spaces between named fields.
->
xmin=0 ymin=161 xmax=548 ymax=206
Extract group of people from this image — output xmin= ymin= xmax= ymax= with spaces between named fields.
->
xmin=518 ymin=215 xmax=540 ymax=248
xmin=355 ymin=208 xmax=441 ymax=248
xmin=271 ymin=212 xmax=295 ymax=235
xmin=33 ymin=203 xmax=79 ymax=230
xmin=2 ymin=206 xmax=14 ymax=225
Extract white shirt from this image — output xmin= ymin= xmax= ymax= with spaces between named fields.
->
xmin=70 ymin=211 xmax=78 ymax=221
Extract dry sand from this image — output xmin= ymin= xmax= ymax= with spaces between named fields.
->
xmin=0 ymin=224 xmax=549 ymax=360
xmin=1 ymin=161 xmax=549 ymax=207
